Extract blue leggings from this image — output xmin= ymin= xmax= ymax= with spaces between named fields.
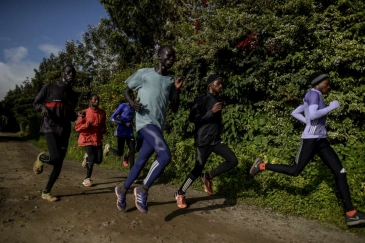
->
xmin=124 ymin=124 xmax=171 ymax=188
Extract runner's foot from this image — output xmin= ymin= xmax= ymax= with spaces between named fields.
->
xmin=41 ymin=191 xmax=58 ymax=202
xmin=346 ymin=211 xmax=365 ymax=226
xmin=201 ymin=173 xmax=213 ymax=195
xmin=250 ymin=157 xmax=264 ymax=177
xmin=134 ymin=186 xmax=148 ymax=213
xmin=33 ymin=152 xmax=45 ymax=175
xmin=174 ymin=192 xmax=187 ymax=208
xmin=103 ymin=144 xmax=110 ymax=156
xmin=82 ymin=178 xmax=92 ymax=187
xmin=82 ymin=153 xmax=88 ymax=168
xmin=115 ymin=186 xmax=126 ymax=211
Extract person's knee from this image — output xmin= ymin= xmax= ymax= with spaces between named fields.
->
xmin=156 ymin=150 xmax=171 ymax=166
xmin=191 ymin=167 xmax=204 ymax=177
xmin=287 ymin=165 xmax=301 ymax=177
xmin=133 ymin=162 xmax=144 ymax=171
xmin=87 ymin=154 xmax=96 ymax=164
xmin=230 ymin=157 xmax=238 ymax=168
xmin=291 ymin=171 xmax=301 ymax=177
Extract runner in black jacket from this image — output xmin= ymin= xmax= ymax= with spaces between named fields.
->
xmin=174 ymin=74 xmax=238 ymax=208
xmin=33 ymin=65 xmax=81 ymax=202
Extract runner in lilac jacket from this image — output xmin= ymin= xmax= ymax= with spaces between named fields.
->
xmin=250 ymin=71 xmax=365 ymax=227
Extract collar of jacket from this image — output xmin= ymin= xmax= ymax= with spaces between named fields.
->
xmin=57 ymin=80 xmax=71 ymax=89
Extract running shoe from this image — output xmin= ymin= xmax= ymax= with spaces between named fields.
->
xmin=41 ymin=192 xmax=58 ymax=202
xmin=201 ymin=173 xmax=213 ymax=195
xmin=123 ymin=155 xmax=129 ymax=168
xmin=82 ymin=178 xmax=92 ymax=187
xmin=250 ymin=157 xmax=264 ymax=177
xmin=33 ymin=152 xmax=45 ymax=175
xmin=115 ymin=186 xmax=126 ymax=211
xmin=346 ymin=211 xmax=365 ymax=226
xmin=82 ymin=153 xmax=88 ymax=168
xmin=174 ymin=192 xmax=187 ymax=208
xmin=134 ymin=186 xmax=148 ymax=213
xmin=103 ymin=144 xmax=110 ymax=156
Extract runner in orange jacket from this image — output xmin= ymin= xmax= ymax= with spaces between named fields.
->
xmin=75 ymin=94 xmax=106 ymax=187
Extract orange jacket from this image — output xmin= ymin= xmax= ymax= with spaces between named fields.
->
xmin=75 ymin=107 xmax=107 ymax=146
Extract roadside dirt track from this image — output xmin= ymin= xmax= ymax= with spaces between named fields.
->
xmin=0 ymin=132 xmax=364 ymax=243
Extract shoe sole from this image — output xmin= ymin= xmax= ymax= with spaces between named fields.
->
xmin=115 ymin=187 xmax=126 ymax=211
xmin=134 ymin=187 xmax=147 ymax=213
xmin=250 ymin=158 xmax=263 ymax=177
xmin=347 ymin=219 xmax=365 ymax=226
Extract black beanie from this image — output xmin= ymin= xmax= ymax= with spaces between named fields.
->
xmin=310 ymin=71 xmax=329 ymax=86
xmin=207 ymin=74 xmax=222 ymax=87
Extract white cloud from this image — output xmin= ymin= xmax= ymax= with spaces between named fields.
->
xmin=0 ymin=47 xmax=38 ymax=101
xmin=4 ymin=46 xmax=28 ymax=63
xmin=38 ymin=44 xmax=62 ymax=56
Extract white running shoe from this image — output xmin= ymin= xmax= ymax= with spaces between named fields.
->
xmin=103 ymin=144 xmax=110 ymax=156
xmin=82 ymin=178 xmax=92 ymax=187
xmin=82 ymin=153 xmax=88 ymax=168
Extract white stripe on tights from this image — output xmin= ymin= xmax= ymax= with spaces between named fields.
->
xmin=143 ymin=160 xmax=159 ymax=185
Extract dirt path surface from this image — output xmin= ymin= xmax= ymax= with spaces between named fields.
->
xmin=0 ymin=132 xmax=364 ymax=243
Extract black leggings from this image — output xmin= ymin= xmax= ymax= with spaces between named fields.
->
xmin=266 ymin=138 xmax=354 ymax=211
xmin=178 ymin=142 xmax=238 ymax=194
xmin=85 ymin=145 xmax=103 ymax=178
xmin=39 ymin=132 xmax=69 ymax=193
xmin=109 ymin=136 xmax=135 ymax=169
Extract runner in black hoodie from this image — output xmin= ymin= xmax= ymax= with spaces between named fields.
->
xmin=33 ymin=65 xmax=81 ymax=202
xmin=174 ymin=74 xmax=238 ymax=208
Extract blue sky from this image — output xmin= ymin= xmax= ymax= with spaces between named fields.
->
xmin=0 ymin=0 xmax=108 ymax=100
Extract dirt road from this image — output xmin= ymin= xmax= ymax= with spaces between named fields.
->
xmin=0 ymin=132 xmax=364 ymax=243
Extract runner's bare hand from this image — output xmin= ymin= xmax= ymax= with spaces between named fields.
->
xmin=174 ymin=76 xmax=184 ymax=90
xmin=212 ymin=102 xmax=222 ymax=113
xmin=132 ymin=98 xmax=142 ymax=112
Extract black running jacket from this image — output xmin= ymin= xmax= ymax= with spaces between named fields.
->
xmin=189 ymin=93 xmax=223 ymax=147
xmin=33 ymin=81 xmax=78 ymax=135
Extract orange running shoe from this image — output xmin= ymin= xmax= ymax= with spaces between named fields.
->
xmin=201 ymin=173 xmax=213 ymax=195
xmin=174 ymin=192 xmax=187 ymax=208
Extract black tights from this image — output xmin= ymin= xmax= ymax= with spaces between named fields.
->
xmin=40 ymin=133 xmax=69 ymax=193
xmin=109 ymin=136 xmax=135 ymax=170
xmin=85 ymin=145 xmax=103 ymax=178
xmin=266 ymin=138 xmax=354 ymax=212
xmin=178 ymin=142 xmax=238 ymax=194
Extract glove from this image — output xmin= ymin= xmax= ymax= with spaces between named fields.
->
xmin=327 ymin=100 xmax=340 ymax=112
